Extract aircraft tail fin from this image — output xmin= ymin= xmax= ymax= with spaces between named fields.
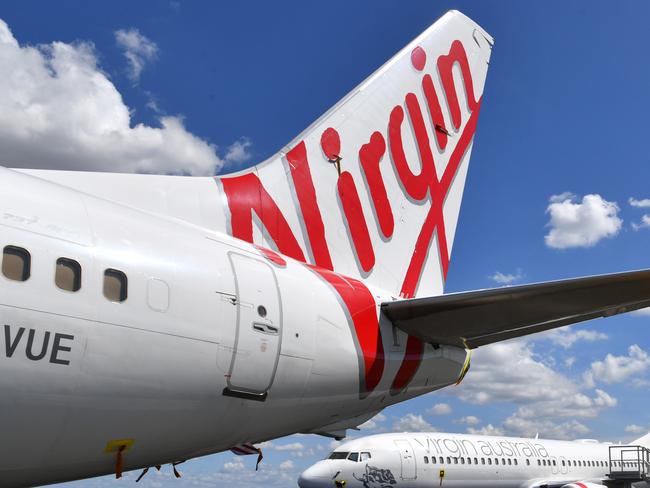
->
xmin=633 ymin=432 xmax=650 ymax=447
xmin=218 ymin=10 xmax=493 ymax=298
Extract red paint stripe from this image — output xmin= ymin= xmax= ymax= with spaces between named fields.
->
xmin=437 ymin=40 xmax=479 ymax=130
xmin=309 ymin=266 xmax=384 ymax=397
xmin=220 ymin=173 xmax=306 ymax=262
xmin=337 ymin=172 xmax=375 ymax=273
xmin=255 ymin=245 xmax=287 ymax=267
xmin=574 ymin=483 xmax=588 ymax=488
xmin=388 ymin=104 xmax=432 ymax=202
xmin=359 ymin=131 xmax=394 ymax=238
xmin=286 ymin=141 xmax=334 ymax=270
xmin=422 ymin=74 xmax=448 ymax=150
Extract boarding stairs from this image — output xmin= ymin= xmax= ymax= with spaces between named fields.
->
xmin=607 ymin=445 xmax=650 ymax=487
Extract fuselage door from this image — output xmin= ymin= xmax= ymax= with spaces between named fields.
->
xmin=226 ymin=253 xmax=282 ymax=399
xmin=394 ymin=439 xmax=416 ymax=480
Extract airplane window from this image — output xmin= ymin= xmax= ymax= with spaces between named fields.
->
xmin=446 ymin=457 xmax=451 ymax=464
xmin=514 ymin=459 xmax=518 ymax=466
xmin=328 ymin=452 xmax=349 ymax=460
xmin=55 ymin=258 xmax=81 ymax=292
xmin=553 ymin=460 xmax=556 ymax=466
xmin=507 ymin=459 xmax=512 ymax=465
xmin=495 ymin=458 xmax=499 ymax=465
xmin=103 ymin=268 xmax=127 ymax=302
xmin=474 ymin=457 xmax=478 ymax=464
xmin=526 ymin=459 xmax=530 ymax=466
xmin=431 ymin=456 xmax=436 ymax=464
xmin=487 ymin=458 xmax=492 ymax=465
xmin=347 ymin=452 xmax=359 ymax=462
xmin=2 ymin=245 xmax=30 ymax=282
xmin=467 ymin=457 xmax=472 ymax=465
xmin=360 ymin=452 xmax=371 ymax=462
xmin=424 ymin=456 xmax=429 ymax=464
xmin=453 ymin=457 xmax=458 ymax=464
xmin=460 ymin=457 xmax=465 ymax=464
xmin=537 ymin=460 xmax=541 ymax=466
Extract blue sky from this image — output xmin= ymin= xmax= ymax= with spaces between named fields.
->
xmin=1 ymin=1 xmax=650 ymax=486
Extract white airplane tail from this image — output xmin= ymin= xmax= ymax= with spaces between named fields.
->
xmin=22 ymin=11 xmax=493 ymax=299
xmin=218 ymin=10 xmax=493 ymax=298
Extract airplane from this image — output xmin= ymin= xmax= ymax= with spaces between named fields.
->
xmin=1 ymin=8 xmax=650 ymax=488
xmin=298 ymin=430 xmax=650 ymax=488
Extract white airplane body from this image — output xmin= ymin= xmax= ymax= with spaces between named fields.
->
xmin=299 ymin=432 xmax=650 ymax=488
xmin=1 ymin=10 xmax=649 ymax=487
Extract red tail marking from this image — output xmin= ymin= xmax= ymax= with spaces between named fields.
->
xmin=309 ymin=265 xmax=384 ymax=397
xmin=255 ymin=245 xmax=287 ymax=267
xmin=422 ymin=74 xmax=448 ymax=150
xmin=411 ymin=46 xmax=426 ymax=71
xmin=360 ymin=131 xmax=394 ymax=238
xmin=221 ymin=173 xmax=306 ymax=262
xmin=574 ymin=484 xmax=588 ymax=488
xmin=286 ymin=141 xmax=334 ymax=270
xmin=437 ymin=40 xmax=479 ymax=129
xmin=338 ymin=172 xmax=375 ymax=273
xmin=320 ymin=128 xmax=341 ymax=159
xmin=391 ymin=40 xmax=482 ymax=394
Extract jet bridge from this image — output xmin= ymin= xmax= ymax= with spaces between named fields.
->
xmin=607 ymin=445 xmax=650 ymax=486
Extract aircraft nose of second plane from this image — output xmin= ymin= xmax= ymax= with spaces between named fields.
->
xmin=298 ymin=461 xmax=334 ymax=488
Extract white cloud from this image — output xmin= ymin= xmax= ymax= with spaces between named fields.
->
xmin=114 ymin=28 xmax=158 ymax=82
xmin=456 ymin=415 xmax=480 ymax=426
xmin=359 ymin=412 xmax=387 ymax=431
xmin=541 ymin=326 xmax=608 ymax=349
xmin=545 ymin=193 xmax=622 ymax=249
xmin=632 ymin=215 xmax=650 ymax=231
xmin=467 ymin=424 xmax=505 ymax=436
xmin=625 ymin=424 xmax=646 ymax=434
xmin=452 ymin=340 xmax=618 ymax=439
xmin=223 ymin=457 xmax=245 ymax=471
xmin=629 ymin=197 xmax=650 ymax=208
xmin=279 ymin=460 xmax=294 ymax=471
xmin=224 ymin=137 xmax=253 ymax=167
xmin=428 ymin=403 xmax=452 ymax=415
xmin=490 ymin=270 xmax=523 ymax=285
xmin=583 ymin=344 xmax=650 ymax=386
xmin=0 ymin=17 xmax=225 ymax=175
xmin=393 ymin=414 xmax=435 ymax=432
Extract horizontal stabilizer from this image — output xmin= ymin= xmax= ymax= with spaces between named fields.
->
xmin=381 ymin=269 xmax=650 ymax=348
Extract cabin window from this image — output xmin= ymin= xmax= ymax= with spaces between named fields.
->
xmin=55 ymin=258 xmax=81 ymax=292
xmin=481 ymin=458 xmax=485 ymax=465
xmin=360 ymin=452 xmax=371 ymax=462
xmin=467 ymin=457 xmax=472 ymax=465
xmin=460 ymin=457 xmax=465 ymax=464
xmin=561 ymin=460 xmax=565 ymax=466
xmin=553 ymin=460 xmax=556 ymax=466
xmin=2 ymin=245 xmax=30 ymax=281
xmin=446 ymin=457 xmax=451 ymax=464
xmin=439 ymin=457 xmax=444 ymax=464
xmin=514 ymin=459 xmax=518 ymax=466
xmin=537 ymin=460 xmax=541 ymax=466
xmin=474 ymin=458 xmax=478 ymax=464
xmin=103 ymin=268 xmax=127 ymax=302
xmin=328 ymin=452 xmax=348 ymax=460
xmin=424 ymin=456 xmax=429 ymax=464
xmin=526 ymin=459 xmax=530 ymax=466
xmin=431 ymin=456 xmax=436 ymax=464
xmin=347 ymin=452 xmax=359 ymax=462
xmin=487 ymin=458 xmax=492 ymax=465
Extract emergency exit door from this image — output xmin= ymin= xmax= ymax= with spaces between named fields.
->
xmin=226 ymin=253 xmax=282 ymax=399
xmin=394 ymin=439 xmax=416 ymax=479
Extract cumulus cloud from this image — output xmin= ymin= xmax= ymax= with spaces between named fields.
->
xmin=224 ymin=137 xmax=253 ymax=167
xmin=545 ymin=193 xmax=622 ymax=249
xmin=359 ymin=412 xmax=387 ymax=431
xmin=453 ymin=340 xmax=618 ymax=439
xmin=541 ymin=326 xmax=608 ymax=349
xmin=583 ymin=344 xmax=650 ymax=387
xmin=279 ymin=460 xmax=294 ymax=471
xmin=456 ymin=415 xmax=480 ymax=426
xmin=428 ymin=403 xmax=452 ymax=415
xmin=393 ymin=414 xmax=435 ymax=432
xmin=632 ymin=215 xmax=650 ymax=231
xmin=0 ymin=17 xmax=225 ymax=175
xmin=467 ymin=424 xmax=505 ymax=436
xmin=114 ymin=28 xmax=158 ymax=82
xmin=625 ymin=424 xmax=646 ymax=434
xmin=490 ymin=270 xmax=523 ymax=285
xmin=629 ymin=197 xmax=650 ymax=208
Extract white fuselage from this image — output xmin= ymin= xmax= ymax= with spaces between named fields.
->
xmin=0 ymin=168 xmax=468 ymax=487
xmin=299 ymin=432 xmax=648 ymax=488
